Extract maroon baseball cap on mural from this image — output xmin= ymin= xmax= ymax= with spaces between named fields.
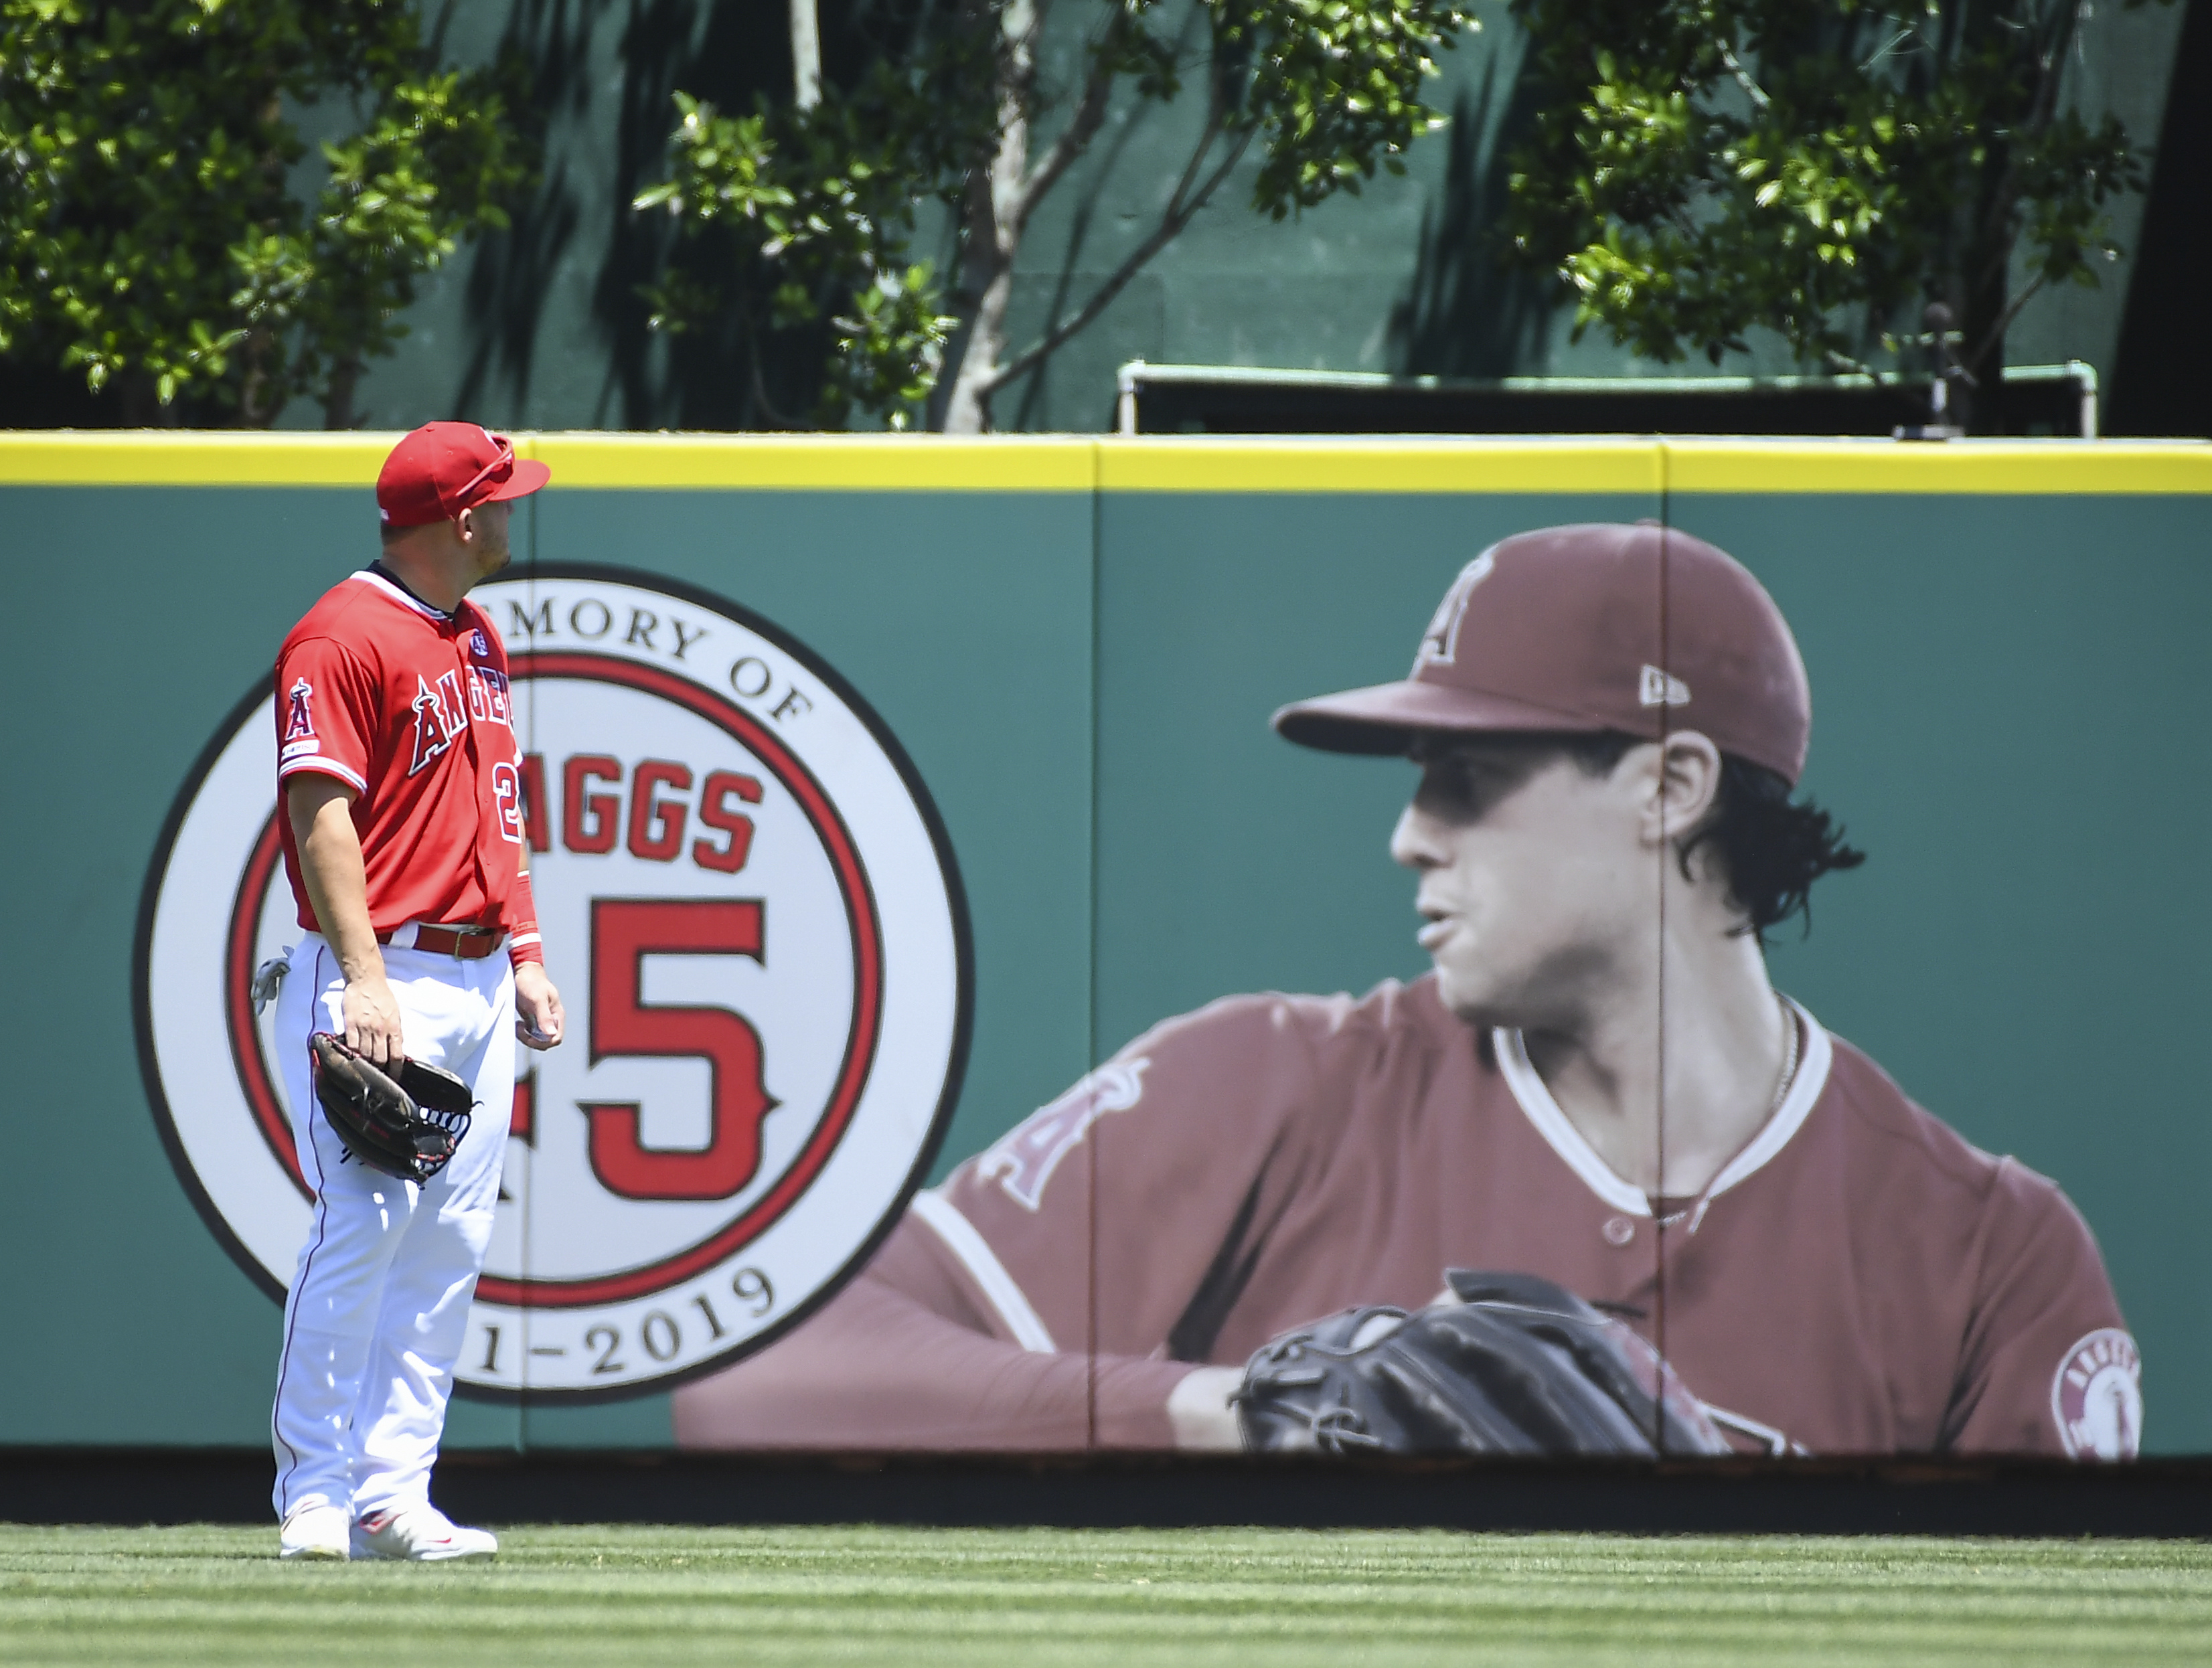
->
xmin=376 ymin=422 xmax=551 ymax=527
xmin=1272 ymin=523 xmax=1813 ymax=783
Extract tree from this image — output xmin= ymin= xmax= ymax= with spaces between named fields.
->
xmin=631 ymin=27 xmax=994 ymax=432
xmin=1500 ymin=1 xmax=2169 ymax=432
xmin=636 ymin=0 xmax=1477 ymax=432
xmin=0 ymin=0 xmax=530 ymax=427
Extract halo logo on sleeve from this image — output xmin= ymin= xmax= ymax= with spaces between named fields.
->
xmin=2051 ymin=1328 xmax=2142 ymax=1460
xmin=137 ymin=568 xmax=971 ymax=1398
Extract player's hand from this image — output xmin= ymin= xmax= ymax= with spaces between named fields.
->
xmin=1167 ymin=1365 xmax=1246 ymax=1452
xmin=515 ymin=963 xmax=564 ymax=1050
xmin=342 ymin=973 xmax=407 ymax=1066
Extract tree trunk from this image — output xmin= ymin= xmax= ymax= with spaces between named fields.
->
xmin=1952 ymin=0 xmax=2083 ymax=435
xmin=941 ymin=177 xmax=1019 ymax=434
xmin=938 ymin=0 xmax=1037 ymax=434
xmin=1955 ymin=210 xmax=2008 ymax=435
xmin=791 ymin=0 xmax=821 ymax=110
xmin=240 ymin=91 xmax=293 ymax=430
xmin=238 ymin=325 xmax=285 ymax=428
xmin=323 ymin=355 xmax=362 ymax=430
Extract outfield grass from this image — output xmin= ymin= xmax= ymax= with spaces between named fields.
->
xmin=1 ymin=1524 xmax=2209 ymax=1666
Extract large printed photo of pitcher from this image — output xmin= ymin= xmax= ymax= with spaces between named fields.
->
xmin=672 ymin=523 xmax=2138 ymax=1461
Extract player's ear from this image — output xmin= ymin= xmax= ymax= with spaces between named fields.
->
xmin=1642 ymin=732 xmax=1723 ymax=847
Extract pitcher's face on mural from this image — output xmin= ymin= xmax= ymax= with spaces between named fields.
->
xmin=1390 ymin=732 xmax=1721 ymax=1033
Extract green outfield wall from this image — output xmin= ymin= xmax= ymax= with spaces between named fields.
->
xmin=1 ymin=434 xmax=2205 ymax=1459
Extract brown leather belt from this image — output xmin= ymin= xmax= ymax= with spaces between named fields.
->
xmin=378 ymin=922 xmax=503 ymax=959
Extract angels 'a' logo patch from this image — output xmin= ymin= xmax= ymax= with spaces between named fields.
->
xmin=2051 ymin=1327 xmax=2142 ymax=1459
xmin=283 ymin=678 xmax=315 ymax=742
xmin=1413 ymin=548 xmax=1496 ymax=671
xmin=139 ymin=568 xmax=971 ymax=1398
xmin=977 ymin=1058 xmax=1150 ymax=1211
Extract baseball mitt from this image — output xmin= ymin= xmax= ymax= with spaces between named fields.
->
xmin=1233 ymin=1268 xmax=1731 ymax=1457
xmin=308 ymin=1033 xmax=475 ymax=1184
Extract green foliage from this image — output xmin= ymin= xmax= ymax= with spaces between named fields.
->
xmin=636 ymin=0 xmax=1474 ymax=428
xmin=1081 ymin=0 xmax=1474 ymax=216
xmin=1218 ymin=0 xmax=1475 ymax=217
xmin=0 ymin=0 xmax=529 ymax=424
xmin=1502 ymin=1 xmax=2161 ymax=388
xmin=633 ymin=66 xmax=983 ymax=430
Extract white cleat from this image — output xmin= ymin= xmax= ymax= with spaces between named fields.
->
xmin=279 ymin=1503 xmax=351 ymax=1561
xmin=351 ymin=1502 xmax=498 ymax=1562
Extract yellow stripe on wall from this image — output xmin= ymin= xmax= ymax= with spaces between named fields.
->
xmin=0 ymin=431 xmax=2206 ymax=494
xmin=527 ymin=432 xmax=1096 ymax=491
xmin=1660 ymin=438 xmax=2212 ymax=495
xmin=0 ymin=431 xmax=399 ymax=486
xmin=1094 ymin=436 xmax=1665 ymax=495
xmin=0 ymin=431 xmax=1098 ymax=491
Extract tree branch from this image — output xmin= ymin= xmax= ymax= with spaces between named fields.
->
xmin=1016 ymin=21 xmax=1126 ymax=226
xmin=981 ymin=117 xmax=1251 ymax=394
xmin=1821 ymin=346 xmax=1886 ymax=383
xmin=1717 ymin=42 xmax=1771 ymax=111
xmin=1161 ymin=81 xmax=1228 ymax=222
xmin=1859 ymin=25 xmax=1917 ymax=74
xmin=1966 ymin=270 xmax=2049 ymax=375
xmin=1974 ymin=0 xmax=2083 ymax=265
xmin=2030 ymin=0 xmax=2086 ymax=129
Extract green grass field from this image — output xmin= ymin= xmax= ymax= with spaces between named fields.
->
xmin=3 ymin=1524 xmax=2209 ymax=1666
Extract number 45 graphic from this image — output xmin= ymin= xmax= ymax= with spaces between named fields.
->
xmin=582 ymin=900 xmax=778 ymax=1201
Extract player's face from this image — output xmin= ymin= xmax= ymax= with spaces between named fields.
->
xmin=1390 ymin=736 xmax=1656 ymax=1032
xmin=460 ymin=500 xmax=514 ymax=586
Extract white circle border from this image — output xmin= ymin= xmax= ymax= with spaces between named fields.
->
xmin=133 ymin=564 xmax=973 ymax=1402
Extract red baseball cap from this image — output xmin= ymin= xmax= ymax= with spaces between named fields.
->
xmin=1272 ymin=523 xmax=1812 ymax=783
xmin=376 ymin=422 xmax=550 ymax=527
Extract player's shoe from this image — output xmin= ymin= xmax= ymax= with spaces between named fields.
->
xmin=350 ymin=1503 xmax=498 ymax=1562
xmin=278 ymin=1503 xmax=351 ymax=1560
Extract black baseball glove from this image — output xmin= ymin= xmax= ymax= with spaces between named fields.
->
xmin=308 ymin=1032 xmax=475 ymax=1185
xmin=1233 ymin=1268 xmax=1731 ymax=1457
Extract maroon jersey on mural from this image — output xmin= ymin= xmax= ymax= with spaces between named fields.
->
xmin=676 ymin=973 xmax=2134 ymax=1457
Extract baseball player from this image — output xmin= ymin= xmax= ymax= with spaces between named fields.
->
xmin=269 ymin=423 xmax=565 ymax=1560
xmin=673 ymin=523 xmax=2138 ymax=1460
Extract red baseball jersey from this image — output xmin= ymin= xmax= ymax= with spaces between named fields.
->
xmin=676 ymin=974 xmax=2136 ymax=1458
xmin=274 ymin=568 xmax=526 ymax=935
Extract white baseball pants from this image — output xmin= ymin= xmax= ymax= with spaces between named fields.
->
xmin=270 ymin=935 xmax=515 ymax=1521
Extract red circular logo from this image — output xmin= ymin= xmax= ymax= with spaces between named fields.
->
xmin=143 ymin=570 xmax=969 ymax=1396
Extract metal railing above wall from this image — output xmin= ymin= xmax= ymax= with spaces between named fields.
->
xmin=1114 ymin=361 xmax=2101 ymax=440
